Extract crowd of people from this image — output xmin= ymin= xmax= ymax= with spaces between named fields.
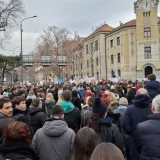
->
xmin=0 ymin=73 xmax=160 ymax=160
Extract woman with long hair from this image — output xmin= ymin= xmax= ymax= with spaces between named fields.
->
xmin=45 ymin=93 xmax=55 ymax=117
xmin=72 ymin=127 xmax=98 ymax=160
xmin=90 ymin=142 xmax=125 ymax=160
xmin=0 ymin=121 xmax=37 ymax=160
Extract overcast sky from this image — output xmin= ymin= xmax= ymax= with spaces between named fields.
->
xmin=2 ymin=0 xmax=160 ymax=55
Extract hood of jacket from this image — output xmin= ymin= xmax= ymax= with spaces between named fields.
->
xmin=0 ymin=142 xmax=36 ymax=159
xmin=0 ymin=113 xmax=6 ymax=119
xmin=133 ymin=94 xmax=150 ymax=108
xmin=146 ymin=80 xmax=160 ymax=89
xmin=43 ymin=118 xmax=68 ymax=137
xmin=99 ymin=117 xmax=112 ymax=127
xmin=28 ymin=107 xmax=43 ymax=115
xmin=59 ymin=101 xmax=74 ymax=113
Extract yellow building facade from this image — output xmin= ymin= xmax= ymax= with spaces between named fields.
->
xmin=106 ymin=0 xmax=160 ymax=80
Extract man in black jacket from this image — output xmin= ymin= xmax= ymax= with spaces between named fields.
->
xmin=123 ymin=88 xmax=152 ymax=160
xmin=59 ymin=90 xmax=81 ymax=133
xmin=145 ymin=74 xmax=160 ymax=101
xmin=28 ymin=98 xmax=47 ymax=134
xmin=12 ymin=96 xmax=30 ymax=126
xmin=135 ymin=95 xmax=160 ymax=160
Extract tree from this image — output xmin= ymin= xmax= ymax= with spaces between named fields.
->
xmin=0 ymin=54 xmax=21 ymax=83
xmin=0 ymin=0 xmax=25 ymax=47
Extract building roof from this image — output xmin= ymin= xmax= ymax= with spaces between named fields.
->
xmin=84 ymin=24 xmax=114 ymax=41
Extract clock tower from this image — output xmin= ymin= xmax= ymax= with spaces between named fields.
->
xmin=134 ymin=0 xmax=160 ymax=78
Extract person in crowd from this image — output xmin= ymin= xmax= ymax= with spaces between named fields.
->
xmin=28 ymin=98 xmax=47 ymax=134
xmin=12 ymin=96 xmax=30 ymax=127
xmin=18 ymin=89 xmax=26 ymax=100
xmin=26 ymin=89 xmax=36 ymax=100
xmin=0 ymin=97 xmax=13 ymax=119
xmin=26 ymin=98 xmax=32 ymax=113
xmin=9 ymin=87 xmax=18 ymax=100
xmin=0 ymin=121 xmax=37 ymax=160
xmin=32 ymin=105 xmax=75 ymax=160
xmin=39 ymin=91 xmax=46 ymax=113
xmin=81 ymin=96 xmax=94 ymax=127
xmin=72 ymin=127 xmax=98 ymax=160
xmin=77 ymin=84 xmax=85 ymax=100
xmin=127 ymin=83 xmax=137 ymax=105
xmin=89 ymin=97 xmax=124 ymax=152
xmin=72 ymin=90 xmax=82 ymax=111
xmin=90 ymin=143 xmax=125 ymax=160
xmin=114 ymin=97 xmax=130 ymax=160
xmin=144 ymin=74 xmax=160 ymax=101
xmin=135 ymin=95 xmax=160 ymax=160
xmin=123 ymin=88 xmax=152 ymax=160
xmin=51 ymin=85 xmax=58 ymax=103
xmin=59 ymin=90 xmax=81 ymax=133
xmin=45 ymin=93 xmax=55 ymax=117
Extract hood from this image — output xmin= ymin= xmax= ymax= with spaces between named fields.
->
xmin=146 ymin=81 xmax=160 ymax=89
xmin=43 ymin=119 xmax=68 ymax=137
xmin=0 ymin=113 xmax=6 ymax=119
xmin=59 ymin=101 xmax=74 ymax=113
xmin=99 ymin=117 xmax=112 ymax=127
xmin=118 ymin=105 xmax=127 ymax=110
xmin=28 ymin=107 xmax=42 ymax=115
xmin=133 ymin=94 xmax=150 ymax=108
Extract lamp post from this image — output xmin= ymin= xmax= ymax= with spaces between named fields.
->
xmin=20 ymin=16 xmax=37 ymax=84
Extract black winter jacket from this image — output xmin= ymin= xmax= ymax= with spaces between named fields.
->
xmin=122 ymin=94 xmax=152 ymax=160
xmin=89 ymin=116 xmax=124 ymax=152
xmin=135 ymin=113 xmax=160 ymax=160
xmin=145 ymin=80 xmax=160 ymax=101
xmin=28 ymin=108 xmax=47 ymax=134
xmin=64 ymin=107 xmax=81 ymax=133
xmin=0 ymin=142 xmax=37 ymax=160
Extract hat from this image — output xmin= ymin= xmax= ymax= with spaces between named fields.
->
xmin=18 ymin=90 xmax=26 ymax=96
xmin=93 ymin=97 xmax=107 ymax=117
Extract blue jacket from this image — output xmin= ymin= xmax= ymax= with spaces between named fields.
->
xmin=122 ymin=94 xmax=152 ymax=160
xmin=145 ymin=80 xmax=160 ymax=101
xmin=135 ymin=113 xmax=160 ymax=160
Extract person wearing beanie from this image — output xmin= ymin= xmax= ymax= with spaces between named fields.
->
xmin=89 ymin=97 xmax=124 ymax=152
xmin=123 ymin=88 xmax=152 ymax=160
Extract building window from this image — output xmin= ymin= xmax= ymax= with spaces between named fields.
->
xmin=144 ymin=47 xmax=151 ymax=59
xmin=117 ymin=37 xmax=120 ymax=46
xmin=86 ymin=45 xmax=89 ymax=54
xmin=73 ymin=55 xmax=74 ymax=60
xmin=117 ymin=53 xmax=120 ymax=63
xmin=118 ymin=69 xmax=121 ymax=77
xmin=95 ymin=40 xmax=98 ymax=51
xmin=81 ymin=63 xmax=82 ymax=69
xmin=96 ymin=57 xmax=98 ymax=66
xmin=87 ymin=73 xmax=89 ymax=77
xmin=144 ymin=27 xmax=151 ymax=37
xmin=110 ymin=40 xmax=113 ymax=48
xmin=90 ymin=42 xmax=93 ymax=52
xmin=111 ymin=55 xmax=114 ymax=64
xmin=87 ymin=60 xmax=89 ymax=67
xmin=76 ymin=54 xmax=77 ymax=59
xmin=143 ymin=12 xmax=150 ymax=17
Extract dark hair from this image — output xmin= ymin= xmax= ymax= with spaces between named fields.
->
xmin=11 ymin=88 xmax=16 ymax=93
xmin=62 ymin=90 xmax=71 ymax=101
xmin=0 ymin=97 xmax=11 ymax=109
xmin=72 ymin=127 xmax=98 ymax=160
xmin=26 ymin=98 xmax=32 ymax=108
xmin=52 ymin=105 xmax=64 ymax=117
xmin=88 ymin=97 xmax=94 ymax=107
xmin=12 ymin=96 xmax=24 ymax=108
xmin=31 ymin=98 xmax=41 ymax=108
xmin=148 ymin=74 xmax=156 ymax=81
xmin=90 ymin=143 xmax=125 ymax=160
xmin=3 ymin=121 xmax=32 ymax=147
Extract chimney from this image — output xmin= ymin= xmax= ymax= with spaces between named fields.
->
xmin=119 ymin=21 xmax=123 ymax=26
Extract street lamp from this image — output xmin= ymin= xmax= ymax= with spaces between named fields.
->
xmin=20 ymin=16 xmax=37 ymax=84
